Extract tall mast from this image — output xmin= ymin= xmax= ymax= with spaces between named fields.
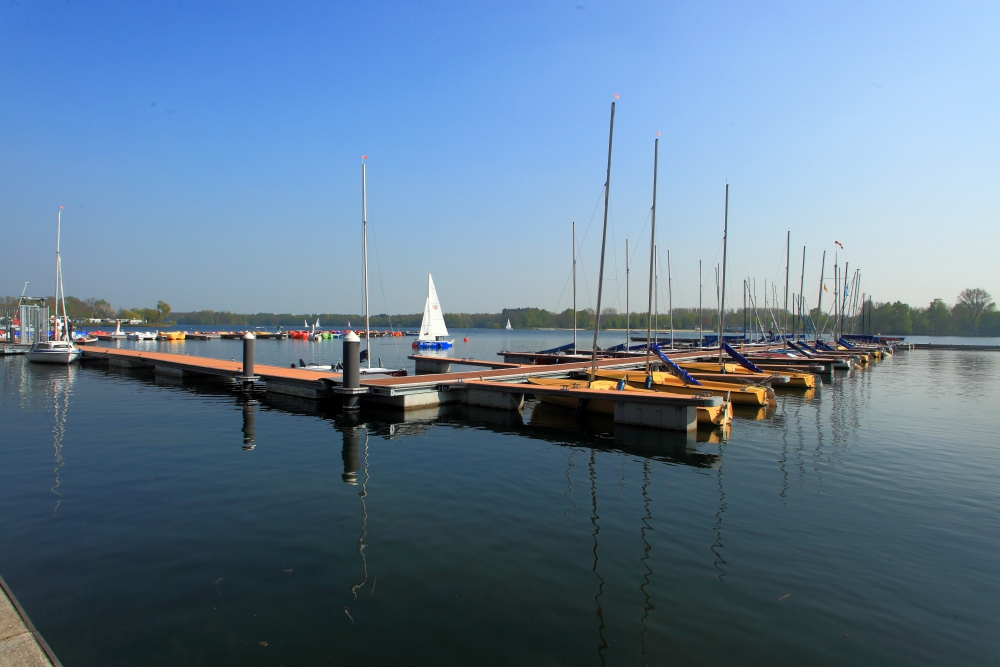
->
xmin=698 ymin=259 xmax=703 ymax=346
xmin=840 ymin=261 xmax=849 ymax=340
xmin=784 ymin=231 xmax=790 ymax=341
xmin=654 ymin=245 xmax=658 ymax=343
xmin=833 ymin=253 xmax=838 ymax=342
xmin=625 ymin=238 xmax=630 ymax=352
xmin=572 ymin=220 xmax=577 ymax=353
xmin=798 ymin=246 xmax=806 ymax=340
xmin=714 ymin=265 xmax=720 ymax=344
xmin=54 ymin=208 xmax=62 ymax=340
xmin=362 ymin=159 xmax=371 ymax=367
xmin=718 ymin=184 xmax=729 ymax=362
xmin=645 ymin=137 xmax=658 ymax=374
xmin=667 ymin=247 xmax=673 ymax=349
xmin=743 ymin=280 xmax=748 ymax=342
xmin=590 ymin=100 xmax=615 ymax=381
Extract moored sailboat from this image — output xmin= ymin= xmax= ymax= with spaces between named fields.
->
xmin=28 ymin=207 xmax=81 ymax=364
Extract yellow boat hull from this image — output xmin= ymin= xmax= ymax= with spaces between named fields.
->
xmin=594 ymin=370 xmax=770 ymax=406
xmin=679 ymin=362 xmax=817 ymax=389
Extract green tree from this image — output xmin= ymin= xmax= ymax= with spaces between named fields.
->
xmin=156 ymin=300 xmax=172 ymax=324
xmin=956 ymin=288 xmax=994 ymax=334
xmin=923 ymin=298 xmax=951 ymax=336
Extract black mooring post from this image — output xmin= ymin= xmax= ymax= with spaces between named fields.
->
xmin=342 ymin=331 xmax=361 ymax=411
xmin=239 ymin=331 xmax=258 ymax=393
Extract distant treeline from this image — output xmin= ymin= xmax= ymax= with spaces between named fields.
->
xmin=170 ymin=307 xmax=722 ymax=330
xmin=4 ymin=288 xmax=996 ymax=336
xmin=0 ymin=296 xmax=174 ymax=324
xmin=863 ymin=290 xmax=998 ymax=336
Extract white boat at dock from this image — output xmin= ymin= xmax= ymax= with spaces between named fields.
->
xmin=27 ymin=339 xmax=82 ymax=364
xmin=28 ymin=207 xmax=80 ymax=365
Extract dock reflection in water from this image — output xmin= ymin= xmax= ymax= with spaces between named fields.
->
xmin=1 ymin=350 xmax=998 ymax=666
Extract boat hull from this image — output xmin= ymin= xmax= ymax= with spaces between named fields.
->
xmin=527 ymin=378 xmax=731 ymax=428
xmin=416 ymin=340 xmax=453 ymax=349
xmin=27 ymin=349 xmax=81 ymax=364
xmin=595 ymin=371 xmax=771 ymax=406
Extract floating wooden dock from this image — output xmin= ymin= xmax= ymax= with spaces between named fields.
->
xmin=79 ymin=344 xmax=729 ymax=431
xmin=78 ymin=345 xmax=343 ymax=400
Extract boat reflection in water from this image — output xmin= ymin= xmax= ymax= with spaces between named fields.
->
xmin=17 ymin=363 xmax=78 ymax=514
xmin=526 ymin=401 xmax=724 ymax=468
xmin=47 ymin=366 xmax=76 ymax=515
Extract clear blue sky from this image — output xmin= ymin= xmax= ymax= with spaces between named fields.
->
xmin=3 ymin=1 xmax=997 ymax=316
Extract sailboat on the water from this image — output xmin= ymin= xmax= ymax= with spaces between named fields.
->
xmin=414 ymin=274 xmax=453 ymax=349
xmin=505 ymin=319 xmax=512 ymax=331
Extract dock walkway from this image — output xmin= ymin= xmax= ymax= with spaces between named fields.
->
xmin=79 ymin=345 xmax=342 ymax=399
xmin=0 ymin=575 xmax=60 ymax=667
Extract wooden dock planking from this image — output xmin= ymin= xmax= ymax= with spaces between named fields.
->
xmin=78 ymin=345 xmax=343 ymax=399
xmin=408 ymin=354 xmax=522 ymax=373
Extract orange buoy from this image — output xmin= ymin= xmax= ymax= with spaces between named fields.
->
xmin=463 ymin=337 xmax=469 ymax=342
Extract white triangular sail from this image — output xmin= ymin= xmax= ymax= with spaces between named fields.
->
xmin=418 ymin=273 xmax=450 ymax=341
xmin=505 ymin=319 xmax=512 ymax=330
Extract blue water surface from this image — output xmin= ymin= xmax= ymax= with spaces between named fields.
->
xmin=1 ymin=338 xmax=997 ymax=666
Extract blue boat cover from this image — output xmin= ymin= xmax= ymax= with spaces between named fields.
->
xmin=722 ymin=342 xmax=765 ymax=374
xmin=651 ymin=344 xmax=702 ymax=385
xmin=787 ymin=340 xmax=815 ymax=357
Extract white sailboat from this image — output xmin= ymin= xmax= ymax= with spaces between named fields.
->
xmin=416 ymin=273 xmax=453 ymax=349
xmin=505 ymin=319 xmax=512 ymax=331
xmin=28 ymin=207 xmax=81 ymax=364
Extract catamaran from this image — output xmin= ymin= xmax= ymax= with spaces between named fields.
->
xmin=415 ymin=273 xmax=453 ymax=349
xmin=28 ymin=208 xmax=81 ymax=364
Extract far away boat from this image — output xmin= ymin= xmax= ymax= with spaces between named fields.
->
xmin=415 ymin=273 xmax=453 ymax=349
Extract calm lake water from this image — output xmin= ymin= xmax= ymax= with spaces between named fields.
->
xmin=1 ymin=331 xmax=998 ymax=666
